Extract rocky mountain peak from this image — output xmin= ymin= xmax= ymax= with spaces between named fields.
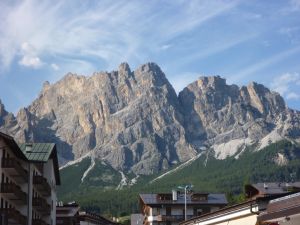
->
xmin=195 ymin=76 xmax=226 ymax=89
xmin=0 ymin=63 xmax=299 ymax=175
xmin=118 ymin=62 xmax=131 ymax=75
xmin=246 ymin=81 xmax=286 ymax=115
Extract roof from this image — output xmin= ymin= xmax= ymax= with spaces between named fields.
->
xmin=245 ymin=182 xmax=300 ymax=199
xmin=19 ymin=143 xmax=61 ymax=185
xmin=0 ymin=131 xmax=27 ymax=160
xmin=258 ymin=192 xmax=300 ymax=222
xmin=139 ymin=193 xmax=227 ymax=206
xmin=19 ymin=143 xmax=55 ymax=162
xmin=180 ymin=199 xmax=258 ymax=225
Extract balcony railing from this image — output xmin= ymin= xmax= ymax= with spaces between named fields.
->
xmin=1 ymin=158 xmax=28 ymax=182
xmin=0 ymin=208 xmax=27 ymax=225
xmin=32 ymin=218 xmax=49 ymax=225
xmin=0 ymin=183 xmax=27 ymax=205
xmin=33 ymin=175 xmax=51 ymax=196
xmin=32 ymin=197 xmax=51 ymax=215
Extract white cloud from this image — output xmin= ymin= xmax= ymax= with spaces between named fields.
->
xmin=19 ymin=55 xmax=43 ymax=68
xmin=18 ymin=42 xmax=43 ymax=68
xmin=51 ymin=63 xmax=59 ymax=71
xmin=271 ymin=73 xmax=300 ymax=101
xmin=160 ymin=44 xmax=172 ymax=51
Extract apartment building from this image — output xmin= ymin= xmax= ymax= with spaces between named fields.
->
xmin=0 ymin=131 xmax=60 ymax=225
xmin=139 ymin=191 xmax=227 ymax=225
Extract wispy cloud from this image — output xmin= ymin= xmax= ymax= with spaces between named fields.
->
xmin=271 ymin=72 xmax=300 ymax=101
xmin=290 ymin=0 xmax=300 ymax=11
xmin=286 ymin=92 xmax=300 ymax=100
xmin=0 ymin=0 xmax=239 ymax=74
xmin=229 ymin=46 xmax=300 ymax=82
xmin=172 ymin=33 xmax=257 ymax=69
xmin=51 ymin=63 xmax=59 ymax=71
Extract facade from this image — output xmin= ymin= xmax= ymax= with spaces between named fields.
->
xmin=0 ymin=131 xmax=60 ymax=225
xmin=179 ymin=182 xmax=300 ymax=225
xmin=56 ymin=202 xmax=119 ymax=225
xmin=139 ymin=191 xmax=227 ymax=225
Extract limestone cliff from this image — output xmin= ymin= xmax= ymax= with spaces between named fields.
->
xmin=178 ymin=76 xmax=300 ymax=159
xmin=0 ymin=63 xmax=195 ymax=174
xmin=1 ymin=64 xmax=300 ymax=174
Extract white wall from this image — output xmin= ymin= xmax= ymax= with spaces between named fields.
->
xmin=43 ymin=159 xmax=57 ymax=225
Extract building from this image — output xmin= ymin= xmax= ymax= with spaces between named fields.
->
xmin=0 ymin=131 xmax=60 ymax=225
xmin=245 ymin=182 xmax=300 ymax=199
xmin=258 ymin=192 xmax=300 ymax=225
xmin=56 ymin=202 xmax=119 ymax=225
xmin=139 ymin=191 xmax=227 ymax=225
xmin=179 ymin=182 xmax=300 ymax=225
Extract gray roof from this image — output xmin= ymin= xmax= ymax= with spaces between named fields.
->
xmin=252 ymin=182 xmax=300 ymax=195
xmin=140 ymin=193 xmax=227 ymax=205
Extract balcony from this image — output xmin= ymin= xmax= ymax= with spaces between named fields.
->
xmin=32 ymin=197 xmax=51 ymax=215
xmin=33 ymin=175 xmax=51 ymax=196
xmin=32 ymin=218 xmax=49 ymax=225
xmin=0 ymin=208 xmax=27 ymax=225
xmin=0 ymin=183 xmax=27 ymax=205
xmin=1 ymin=158 xmax=28 ymax=183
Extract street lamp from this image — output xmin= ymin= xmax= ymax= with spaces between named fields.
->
xmin=178 ymin=184 xmax=193 ymax=221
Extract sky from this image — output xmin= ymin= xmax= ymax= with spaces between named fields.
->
xmin=0 ymin=0 xmax=300 ymax=113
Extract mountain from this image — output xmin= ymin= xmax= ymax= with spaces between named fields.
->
xmin=58 ymin=140 xmax=300 ymax=215
xmin=1 ymin=62 xmax=300 ymax=176
xmin=0 ymin=63 xmax=195 ymax=174
xmin=179 ymin=76 xmax=300 ymax=158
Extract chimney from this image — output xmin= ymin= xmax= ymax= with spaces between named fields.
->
xmin=172 ymin=190 xmax=177 ymax=201
xmin=25 ymin=144 xmax=33 ymax=153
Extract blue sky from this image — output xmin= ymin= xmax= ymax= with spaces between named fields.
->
xmin=1 ymin=0 xmax=300 ymax=113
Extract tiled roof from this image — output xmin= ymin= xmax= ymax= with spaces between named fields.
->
xmin=140 ymin=193 xmax=227 ymax=205
xmin=18 ymin=143 xmax=55 ymax=162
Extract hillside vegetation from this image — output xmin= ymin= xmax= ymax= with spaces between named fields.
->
xmin=58 ymin=140 xmax=300 ymax=216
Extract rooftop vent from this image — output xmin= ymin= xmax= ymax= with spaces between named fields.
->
xmin=264 ymin=183 xmax=268 ymax=189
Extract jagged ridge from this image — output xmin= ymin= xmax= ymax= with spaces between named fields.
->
xmin=1 ymin=63 xmax=300 ymax=175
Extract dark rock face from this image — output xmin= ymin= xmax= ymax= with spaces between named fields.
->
xmin=1 ymin=64 xmax=300 ymax=174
